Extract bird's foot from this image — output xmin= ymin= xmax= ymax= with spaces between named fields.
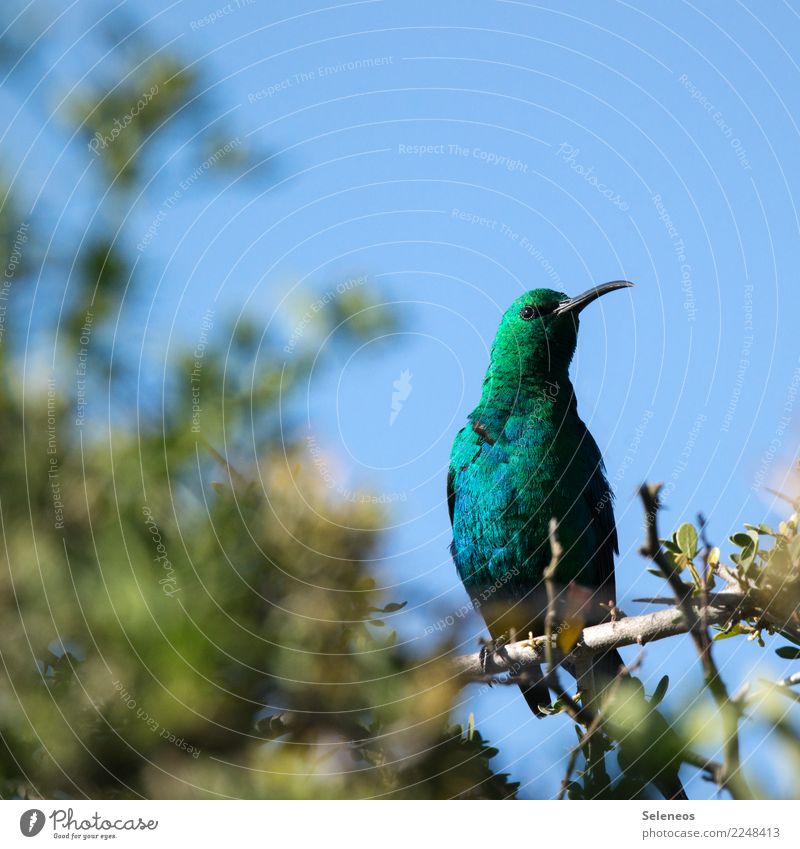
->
xmin=478 ymin=636 xmax=510 ymax=678
xmin=478 ymin=642 xmax=493 ymax=676
xmin=601 ymin=599 xmax=624 ymax=622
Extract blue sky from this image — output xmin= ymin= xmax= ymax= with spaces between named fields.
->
xmin=7 ymin=0 xmax=800 ymax=798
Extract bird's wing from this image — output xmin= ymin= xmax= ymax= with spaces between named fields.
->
xmin=448 ymin=424 xmax=479 ymax=530
xmin=447 ymin=462 xmax=456 ymax=528
xmin=577 ymin=422 xmax=618 ymax=604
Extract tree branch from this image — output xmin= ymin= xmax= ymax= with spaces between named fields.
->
xmin=451 ymin=598 xmax=748 ymax=680
xmin=543 ymin=519 xmax=587 ymax=723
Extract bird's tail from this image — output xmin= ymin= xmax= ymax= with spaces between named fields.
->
xmin=588 ymin=651 xmax=688 ymax=801
xmin=655 ymin=775 xmax=689 ymax=801
xmin=514 ymin=648 xmax=688 ymax=799
xmin=516 ymin=664 xmax=551 ymax=718
xmin=587 ymin=647 xmax=626 ymax=690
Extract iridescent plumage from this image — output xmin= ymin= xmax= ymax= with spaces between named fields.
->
xmin=449 ymin=284 xmax=630 ymax=713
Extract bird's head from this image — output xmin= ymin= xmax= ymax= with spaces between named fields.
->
xmin=488 ymin=281 xmax=634 ymax=381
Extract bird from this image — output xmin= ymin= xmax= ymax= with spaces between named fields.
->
xmin=447 ymin=281 xmax=687 ymax=799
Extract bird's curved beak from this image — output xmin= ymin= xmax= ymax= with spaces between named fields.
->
xmin=553 ymin=280 xmax=634 ymax=316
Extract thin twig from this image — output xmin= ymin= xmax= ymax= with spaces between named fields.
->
xmin=765 ymin=486 xmax=800 ymax=510
xmin=696 ymin=512 xmax=713 ymax=656
xmin=777 ymin=671 xmax=800 ymax=688
xmin=764 ymin=682 xmax=800 ymax=705
xmin=638 ymin=483 xmax=752 ymax=800
xmin=543 ymin=518 xmax=562 ymax=676
xmin=542 ymin=519 xmax=589 ymax=724
xmin=682 ymin=749 xmax=728 ymax=787
xmin=556 ymin=653 xmax=641 ymax=800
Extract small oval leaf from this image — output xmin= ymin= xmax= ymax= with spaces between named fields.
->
xmin=775 ymin=646 xmax=800 ymax=660
xmin=677 ymin=523 xmax=698 ymax=559
xmin=651 ymin=675 xmax=669 ymax=707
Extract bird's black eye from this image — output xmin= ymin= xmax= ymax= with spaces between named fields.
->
xmin=520 ymin=303 xmax=558 ymax=320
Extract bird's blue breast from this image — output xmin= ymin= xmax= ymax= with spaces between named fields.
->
xmin=449 ymin=407 xmax=610 ymax=608
xmin=450 ymin=418 xmax=553 ymax=598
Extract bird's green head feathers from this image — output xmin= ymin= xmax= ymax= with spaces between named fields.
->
xmin=487 ymin=281 xmax=633 ymax=383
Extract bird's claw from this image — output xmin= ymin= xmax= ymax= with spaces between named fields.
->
xmin=479 ymin=636 xmax=510 ymax=678
xmin=479 ymin=644 xmax=491 ymax=676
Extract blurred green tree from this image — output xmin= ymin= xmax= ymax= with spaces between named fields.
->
xmin=0 ymin=18 xmax=517 ymax=800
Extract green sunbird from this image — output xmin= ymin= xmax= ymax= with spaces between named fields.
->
xmin=448 ymin=281 xmax=687 ymax=799
xmin=448 ymin=281 xmax=633 ymax=700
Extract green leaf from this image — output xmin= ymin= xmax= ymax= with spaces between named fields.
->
xmin=739 ymin=547 xmax=757 ymax=575
xmin=368 ymin=600 xmax=407 ymax=614
xmin=661 ymin=538 xmax=682 ymax=555
xmin=650 ymin=675 xmax=669 ymax=707
xmin=775 ymin=646 xmax=800 ymax=660
xmin=745 ymin=523 xmax=774 ymax=536
xmin=730 ymin=532 xmax=755 ymax=549
xmin=713 ymin=624 xmax=746 ymax=641
xmin=676 ymin=523 xmax=698 ymax=559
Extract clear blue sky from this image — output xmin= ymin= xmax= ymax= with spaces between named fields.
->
xmin=8 ymin=0 xmax=800 ymax=798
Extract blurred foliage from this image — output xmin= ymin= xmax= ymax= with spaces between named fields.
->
xmin=67 ymin=55 xmax=198 ymax=188
xmin=558 ymin=501 xmax=800 ymax=800
xmin=2 ymin=3 xmax=800 ymax=803
xmin=662 ymin=509 xmax=800 ymax=649
xmin=0 ymin=20 xmax=516 ymax=800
